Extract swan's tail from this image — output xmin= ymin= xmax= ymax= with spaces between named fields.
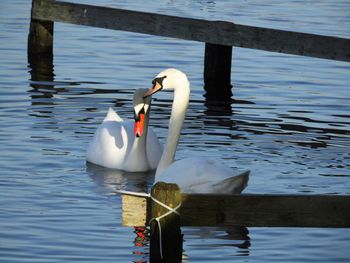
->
xmin=214 ymin=170 xmax=250 ymax=194
xmin=104 ymin=107 xmax=123 ymax=122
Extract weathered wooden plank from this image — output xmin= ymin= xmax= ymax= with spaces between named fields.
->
xmin=121 ymin=192 xmax=350 ymax=228
xmin=31 ymin=0 xmax=350 ymax=62
xmin=180 ymin=194 xmax=350 ymax=228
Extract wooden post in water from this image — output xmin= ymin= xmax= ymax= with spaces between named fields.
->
xmin=28 ymin=0 xmax=55 ymax=82
xmin=150 ymin=182 xmax=182 ymax=263
xmin=28 ymin=18 xmax=54 ymax=55
xmin=204 ymin=43 xmax=233 ymax=100
xmin=28 ymin=0 xmax=54 ymax=60
xmin=28 ymin=0 xmax=54 ymax=55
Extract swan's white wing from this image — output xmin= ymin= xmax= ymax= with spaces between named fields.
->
xmin=86 ymin=119 xmax=133 ymax=169
xmin=155 ymin=157 xmax=249 ymax=194
xmin=146 ymin=128 xmax=163 ymax=170
xmin=103 ymin=107 xmax=123 ymax=122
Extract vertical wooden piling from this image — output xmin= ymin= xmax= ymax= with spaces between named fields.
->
xmin=28 ymin=18 xmax=54 ymax=55
xmin=204 ymin=43 xmax=233 ymax=100
xmin=28 ymin=0 xmax=55 ymax=82
xmin=150 ymin=182 xmax=182 ymax=263
xmin=28 ymin=0 xmax=54 ymax=56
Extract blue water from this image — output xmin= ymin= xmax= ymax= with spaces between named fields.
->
xmin=1 ymin=0 xmax=350 ymax=262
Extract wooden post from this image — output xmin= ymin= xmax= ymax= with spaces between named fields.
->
xmin=150 ymin=182 xmax=182 ymax=263
xmin=28 ymin=0 xmax=55 ymax=83
xmin=28 ymin=18 xmax=54 ymax=55
xmin=28 ymin=0 xmax=54 ymax=71
xmin=28 ymin=0 xmax=54 ymax=55
xmin=204 ymin=43 xmax=233 ymax=100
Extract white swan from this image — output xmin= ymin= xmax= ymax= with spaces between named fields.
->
xmin=143 ymin=68 xmax=250 ymax=194
xmin=86 ymin=88 xmax=162 ymax=172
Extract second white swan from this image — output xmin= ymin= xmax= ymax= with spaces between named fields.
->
xmin=143 ymin=68 xmax=250 ymax=194
xmin=86 ymin=88 xmax=162 ymax=172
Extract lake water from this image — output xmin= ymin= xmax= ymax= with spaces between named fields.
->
xmin=1 ymin=0 xmax=350 ymax=262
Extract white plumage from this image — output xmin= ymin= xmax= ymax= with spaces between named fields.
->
xmin=86 ymin=89 xmax=162 ymax=172
xmin=145 ymin=69 xmax=250 ymax=194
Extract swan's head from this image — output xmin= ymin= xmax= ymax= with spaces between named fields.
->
xmin=143 ymin=68 xmax=189 ymax=97
xmin=133 ymin=88 xmax=152 ymax=138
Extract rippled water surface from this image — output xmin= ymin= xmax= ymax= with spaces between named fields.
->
xmin=1 ymin=0 xmax=350 ymax=262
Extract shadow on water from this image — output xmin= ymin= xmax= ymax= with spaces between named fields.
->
xmin=182 ymin=226 xmax=251 ymax=259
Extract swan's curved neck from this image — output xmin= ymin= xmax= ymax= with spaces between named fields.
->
xmin=156 ymin=83 xmax=190 ymax=176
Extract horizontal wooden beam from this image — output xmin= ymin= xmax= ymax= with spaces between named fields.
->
xmin=121 ymin=192 xmax=350 ymax=228
xmin=32 ymin=0 xmax=350 ymax=62
xmin=181 ymin=194 xmax=350 ymax=228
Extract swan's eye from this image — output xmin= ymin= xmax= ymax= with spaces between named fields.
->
xmin=153 ymin=76 xmax=167 ymax=88
xmin=157 ymin=76 xmax=166 ymax=85
xmin=144 ymin=76 xmax=167 ymax=98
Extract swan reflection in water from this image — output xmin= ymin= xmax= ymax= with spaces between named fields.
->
xmin=86 ymin=161 xmax=155 ymax=194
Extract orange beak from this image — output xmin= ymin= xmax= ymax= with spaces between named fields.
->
xmin=134 ymin=112 xmax=145 ymax=137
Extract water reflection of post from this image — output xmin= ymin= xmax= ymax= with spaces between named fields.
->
xmin=27 ymin=18 xmax=56 ymax=120
xmin=27 ymin=50 xmax=56 ymax=110
xmin=204 ymin=99 xmax=233 ymax=117
xmin=28 ymin=51 xmax=54 ymax=84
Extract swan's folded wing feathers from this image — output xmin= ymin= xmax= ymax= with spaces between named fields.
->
xmin=155 ymin=157 xmax=250 ymax=194
xmin=86 ymin=119 xmax=130 ymax=168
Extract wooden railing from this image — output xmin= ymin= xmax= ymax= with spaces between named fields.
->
xmin=122 ymin=183 xmax=350 ymax=228
xmin=28 ymin=0 xmax=350 ymax=99
xmin=122 ymin=182 xmax=350 ymax=262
